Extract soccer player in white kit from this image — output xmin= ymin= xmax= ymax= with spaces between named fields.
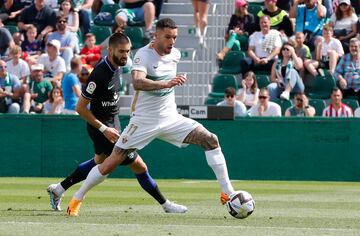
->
xmin=67 ymin=18 xmax=236 ymax=215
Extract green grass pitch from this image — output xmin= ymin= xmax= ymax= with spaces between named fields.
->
xmin=0 ymin=178 xmax=360 ymax=236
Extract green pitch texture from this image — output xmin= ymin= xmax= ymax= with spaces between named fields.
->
xmin=0 ymin=178 xmax=360 ymax=236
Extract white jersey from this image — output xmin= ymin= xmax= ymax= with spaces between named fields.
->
xmin=131 ymin=44 xmax=181 ymax=118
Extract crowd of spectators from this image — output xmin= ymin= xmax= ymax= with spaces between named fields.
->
xmin=0 ymin=0 xmax=359 ymax=119
xmin=216 ymin=0 xmax=360 ymax=118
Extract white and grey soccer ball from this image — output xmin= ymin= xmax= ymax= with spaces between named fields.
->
xmin=226 ymin=191 xmax=255 ymax=219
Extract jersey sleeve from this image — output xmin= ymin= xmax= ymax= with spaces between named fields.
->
xmin=81 ymin=68 xmax=101 ymax=100
xmin=131 ymin=48 xmax=148 ymax=74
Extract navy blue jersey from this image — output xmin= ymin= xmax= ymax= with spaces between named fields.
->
xmin=82 ymin=56 xmax=123 ymax=121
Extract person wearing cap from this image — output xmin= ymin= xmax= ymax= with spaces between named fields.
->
xmin=22 ymin=63 xmax=53 ymax=113
xmin=216 ymin=0 xmax=254 ymax=61
xmin=329 ymin=0 xmax=358 ymax=52
xmin=37 ymin=39 xmax=66 ymax=86
xmin=254 ymin=0 xmax=293 ymax=38
xmin=47 ymin=15 xmax=80 ymax=72
xmin=18 ymin=0 xmax=57 ymax=43
xmin=0 ymin=59 xmax=21 ymax=113
xmin=216 ymin=87 xmax=247 ymax=117
xmin=290 ymin=0 xmax=326 ymax=51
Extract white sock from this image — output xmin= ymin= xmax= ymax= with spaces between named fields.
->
xmin=55 ymin=183 xmax=65 ymax=195
xmin=73 ymin=165 xmax=108 ymax=201
xmin=205 ymin=147 xmax=235 ymax=195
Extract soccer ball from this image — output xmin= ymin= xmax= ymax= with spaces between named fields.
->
xmin=226 ymin=191 xmax=255 ymax=219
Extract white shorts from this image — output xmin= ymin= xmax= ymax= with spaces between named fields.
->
xmin=115 ymin=114 xmax=202 ymax=150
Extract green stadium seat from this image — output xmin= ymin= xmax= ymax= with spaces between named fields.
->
xmin=274 ymin=98 xmax=292 ymax=116
xmin=219 ymin=51 xmax=245 ymax=75
xmin=308 ymin=74 xmax=336 ymax=99
xmin=308 ymin=99 xmax=326 ymax=116
xmin=208 ymin=74 xmax=238 ymax=98
xmin=4 ymin=25 xmax=19 ymax=35
xmin=343 ymin=99 xmax=359 ymax=111
xmin=125 ymin=27 xmax=144 ymax=49
xmin=204 ymin=97 xmax=224 ymax=105
xmin=90 ymin=25 xmax=112 ymax=44
xmin=100 ymin=4 xmax=121 ymax=17
xmin=256 ymin=74 xmax=270 ymax=89
xmin=248 ymin=3 xmax=262 ymax=16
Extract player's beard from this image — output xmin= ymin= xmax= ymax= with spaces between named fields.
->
xmin=112 ymin=54 xmax=127 ymax=67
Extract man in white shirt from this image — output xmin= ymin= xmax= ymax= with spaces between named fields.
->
xmin=217 ymin=87 xmax=247 ymax=117
xmin=240 ymin=15 xmax=282 ymax=76
xmin=248 ymin=88 xmax=282 ymax=116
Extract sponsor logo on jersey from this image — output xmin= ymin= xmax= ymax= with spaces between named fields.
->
xmin=108 ymin=84 xmax=114 ymax=90
xmin=86 ymin=82 xmax=96 ymax=94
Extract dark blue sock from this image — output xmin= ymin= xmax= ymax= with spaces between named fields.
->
xmin=60 ymin=158 xmax=96 ymax=190
xmin=136 ymin=171 xmax=166 ymax=204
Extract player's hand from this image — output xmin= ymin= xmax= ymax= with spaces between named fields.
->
xmin=103 ymin=127 xmax=120 ymax=143
xmin=164 ymin=75 xmax=188 ymax=88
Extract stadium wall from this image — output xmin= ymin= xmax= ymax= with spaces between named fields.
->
xmin=1 ymin=115 xmax=360 ymax=181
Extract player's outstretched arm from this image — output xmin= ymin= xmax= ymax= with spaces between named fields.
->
xmin=132 ymin=70 xmax=187 ymax=91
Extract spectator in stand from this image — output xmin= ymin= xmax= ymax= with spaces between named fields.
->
xmin=335 ymin=38 xmax=360 ymax=103
xmin=22 ymin=63 xmax=53 ymax=113
xmin=80 ymin=33 xmax=102 ymax=68
xmin=294 ymin=32 xmax=311 ymax=78
xmin=322 ymin=87 xmax=353 ymax=117
xmin=120 ymin=0 xmax=156 ymax=41
xmin=21 ymin=24 xmax=43 ymax=65
xmin=37 ymin=39 xmax=66 ymax=86
xmin=354 ymin=107 xmax=360 ymax=117
xmin=18 ymin=0 xmax=57 ymax=44
xmin=73 ymin=0 xmax=92 ymax=35
xmin=6 ymin=45 xmax=30 ymax=83
xmin=47 ymin=14 xmax=79 ymax=71
xmin=43 ymin=86 xmax=64 ymax=114
xmin=289 ymin=0 xmax=327 ymax=51
xmin=59 ymin=0 xmax=79 ymax=33
xmin=0 ymin=25 xmax=14 ymax=57
xmin=62 ymin=56 xmax=82 ymax=114
xmin=0 ymin=59 xmax=21 ymax=113
xmin=268 ymin=42 xmax=304 ymax=101
xmin=236 ymin=71 xmax=259 ymax=108
xmin=240 ymin=15 xmax=282 ymax=76
xmin=217 ymin=87 xmax=247 ymax=117
xmin=0 ymin=0 xmax=32 ymax=25
xmin=304 ymin=24 xmax=344 ymax=77
xmin=254 ymin=0 xmax=294 ymax=39
xmin=285 ymin=92 xmax=315 ymax=116
xmin=248 ymin=88 xmax=282 ymax=116
xmin=192 ymin=0 xmax=209 ymax=47
xmin=216 ymin=0 xmax=254 ymax=61
xmin=12 ymin=32 xmax=24 ymax=47
xmin=329 ymin=0 xmax=358 ymax=52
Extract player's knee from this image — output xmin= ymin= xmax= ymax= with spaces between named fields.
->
xmin=205 ymin=133 xmax=219 ymax=150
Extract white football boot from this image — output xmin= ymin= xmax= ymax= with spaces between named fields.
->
xmin=47 ymin=184 xmax=64 ymax=211
xmin=162 ymin=200 xmax=188 ymax=213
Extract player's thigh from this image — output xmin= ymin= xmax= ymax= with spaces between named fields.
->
xmin=115 ymin=117 xmax=159 ymax=150
xmin=183 ymin=125 xmax=219 ymax=150
xmin=158 ymin=115 xmax=202 ymax=148
xmin=87 ymin=124 xmax=114 ymax=156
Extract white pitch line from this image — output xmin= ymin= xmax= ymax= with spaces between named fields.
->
xmin=1 ymin=221 xmax=358 ymax=232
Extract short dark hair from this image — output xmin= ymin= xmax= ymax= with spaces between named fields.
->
xmin=109 ymin=32 xmax=130 ymax=48
xmin=225 ymin=87 xmax=236 ymax=97
xmin=332 ymin=87 xmax=342 ymax=94
xmin=156 ymin=18 xmax=177 ymax=31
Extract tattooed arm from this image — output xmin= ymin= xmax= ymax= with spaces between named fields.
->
xmin=132 ymin=70 xmax=187 ymax=91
